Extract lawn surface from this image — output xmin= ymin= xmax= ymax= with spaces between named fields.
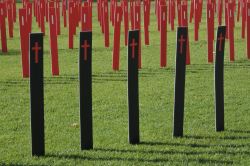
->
xmin=0 ymin=3 xmax=250 ymax=166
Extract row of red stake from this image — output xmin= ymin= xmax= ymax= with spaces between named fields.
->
xmin=0 ymin=0 xmax=250 ymax=78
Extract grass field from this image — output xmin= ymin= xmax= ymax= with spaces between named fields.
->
xmin=0 ymin=3 xmax=250 ymax=166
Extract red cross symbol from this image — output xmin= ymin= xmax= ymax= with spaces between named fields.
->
xmin=129 ymin=38 xmax=138 ymax=59
xmin=32 ymin=42 xmax=41 ymax=64
xmin=81 ymin=40 xmax=90 ymax=61
xmin=218 ymin=32 xmax=224 ymax=52
xmin=178 ymin=35 xmax=186 ymax=54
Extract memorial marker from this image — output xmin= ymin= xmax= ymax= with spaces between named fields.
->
xmin=173 ymin=27 xmax=188 ymax=137
xmin=247 ymin=2 xmax=250 ymax=59
xmin=160 ymin=4 xmax=167 ymax=67
xmin=0 ymin=4 xmax=7 ymax=52
xmin=128 ymin=30 xmax=139 ymax=144
xmin=19 ymin=8 xmax=29 ymax=78
xmin=207 ymin=0 xmax=215 ymax=63
xmin=79 ymin=32 xmax=93 ymax=150
xmin=49 ymin=7 xmax=59 ymax=75
xmin=214 ymin=26 xmax=226 ymax=132
xmin=112 ymin=6 xmax=122 ymax=70
xmin=30 ymin=33 xmax=44 ymax=156
xmin=228 ymin=2 xmax=235 ymax=61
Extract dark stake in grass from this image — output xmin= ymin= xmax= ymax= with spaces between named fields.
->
xmin=173 ymin=27 xmax=188 ymax=137
xmin=30 ymin=33 xmax=45 ymax=156
xmin=215 ymin=26 xmax=226 ymax=132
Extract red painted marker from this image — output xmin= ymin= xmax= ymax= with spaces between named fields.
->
xmin=194 ymin=0 xmax=199 ymax=41
xmin=49 ymin=7 xmax=59 ymax=75
xmin=207 ymin=0 xmax=215 ymax=63
xmin=123 ymin=0 xmax=129 ymax=46
xmin=144 ymin=0 xmax=150 ymax=45
xmin=228 ymin=2 xmax=235 ymax=61
xmin=190 ymin=0 xmax=194 ymax=23
xmin=134 ymin=5 xmax=141 ymax=69
xmin=40 ymin=1 xmax=45 ymax=35
xmin=81 ymin=6 xmax=89 ymax=32
xmin=19 ymin=8 xmax=29 ymax=77
xmin=246 ymin=2 xmax=250 ymax=59
xmin=104 ymin=0 xmax=109 ymax=47
xmin=55 ymin=1 xmax=60 ymax=35
xmin=218 ymin=0 xmax=223 ymax=25
xmin=7 ymin=2 xmax=14 ymax=38
xmin=112 ymin=6 xmax=122 ymax=71
xmin=181 ymin=0 xmax=190 ymax=65
xmin=177 ymin=0 xmax=181 ymax=26
xmin=0 ymin=4 xmax=7 ymax=53
xmin=241 ymin=0 xmax=246 ymax=39
xmin=160 ymin=5 xmax=167 ymax=67
xmin=68 ymin=2 xmax=74 ymax=49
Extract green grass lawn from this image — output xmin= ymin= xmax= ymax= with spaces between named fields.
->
xmin=0 ymin=3 xmax=250 ymax=166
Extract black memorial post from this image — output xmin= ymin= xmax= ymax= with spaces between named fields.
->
xmin=128 ymin=30 xmax=140 ymax=144
xmin=30 ymin=33 xmax=44 ymax=156
xmin=79 ymin=31 xmax=93 ymax=150
xmin=215 ymin=26 xmax=226 ymax=132
xmin=173 ymin=27 xmax=188 ymax=138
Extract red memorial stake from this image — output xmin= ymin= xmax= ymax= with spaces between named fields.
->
xmin=246 ymin=2 xmax=250 ymax=59
xmin=207 ymin=0 xmax=215 ymax=63
xmin=218 ymin=0 xmax=223 ymax=25
xmin=194 ymin=0 xmax=199 ymax=41
xmin=134 ymin=5 xmax=141 ymax=69
xmin=241 ymin=0 xmax=246 ymax=38
xmin=237 ymin=0 xmax=241 ymax=22
xmin=130 ymin=0 xmax=135 ymax=29
xmin=26 ymin=2 xmax=32 ymax=33
xmin=190 ymin=0 xmax=194 ymax=23
xmin=81 ymin=5 xmax=89 ymax=32
xmin=40 ymin=1 xmax=45 ymax=35
xmin=49 ymin=7 xmax=59 ymax=75
xmin=144 ymin=0 xmax=150 ymax=45
xmin=68 ymin=2 xmax=74 ymax=49
xmin=177 ymin=0 xmax=181 ymax=26
xmin=55 ymin=1 xmax=60 ymax=35
xmin=112 ymin=6 xmax=122 ymax=70
xmin=228 ymin=2 xmax=235 ymax=61
xmin=160 ymin=4 xmax=167 ymax=67
xmin=123 ymin=0 xmax=129 ymax=46
xmin=7 ymin=2 xmax=14 ymax=38
xmin=181 ymin=0 xmax=190 ymax=65
xmin=19 ymin=8 xmax=29 ymax=77
xmin=0 ymin=4 xmax=7 ymax=52
xmin=103 ymin=0 xmax=109 ymax=47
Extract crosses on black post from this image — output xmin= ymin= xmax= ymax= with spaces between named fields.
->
xmin=128 ymin=30 xmax=140 ymax=144
xmin=215 ymin=26 xmax=226 ymax=132
xmin=173 ymin=27 xmax=188 ymax=138
xmin=30 ymin=33 xmax=44 ymax=156
xmin=79 ymin=31 xmax=93 ymax=150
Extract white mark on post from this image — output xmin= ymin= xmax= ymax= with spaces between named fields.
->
xmin=163 ymin=12 xmax=165 ymax=21
xmin=117 ymin=13 xmax=119 ymax=22
xmin=22 ymin=16 xmax=24 ymax=26
xmin=52 ymin=15 xmax=54 ymax=24
xmin=84 ymin=13 xmax=86 ymax=23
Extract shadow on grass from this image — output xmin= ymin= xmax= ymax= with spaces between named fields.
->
xmin=0 ymin=163 xmax=46 ymax=166
xmin=227 ymin=129 xmax=250 ymax=134
xmin=140 ymin=141 xmax=250 ymax=148
xmin=45 ymin=152 xmax=234 ymax=165
xmin=184 ymin=135 xmax=250 ymax=140
xmin=0 ymin=80 xmax=28 ymax=87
